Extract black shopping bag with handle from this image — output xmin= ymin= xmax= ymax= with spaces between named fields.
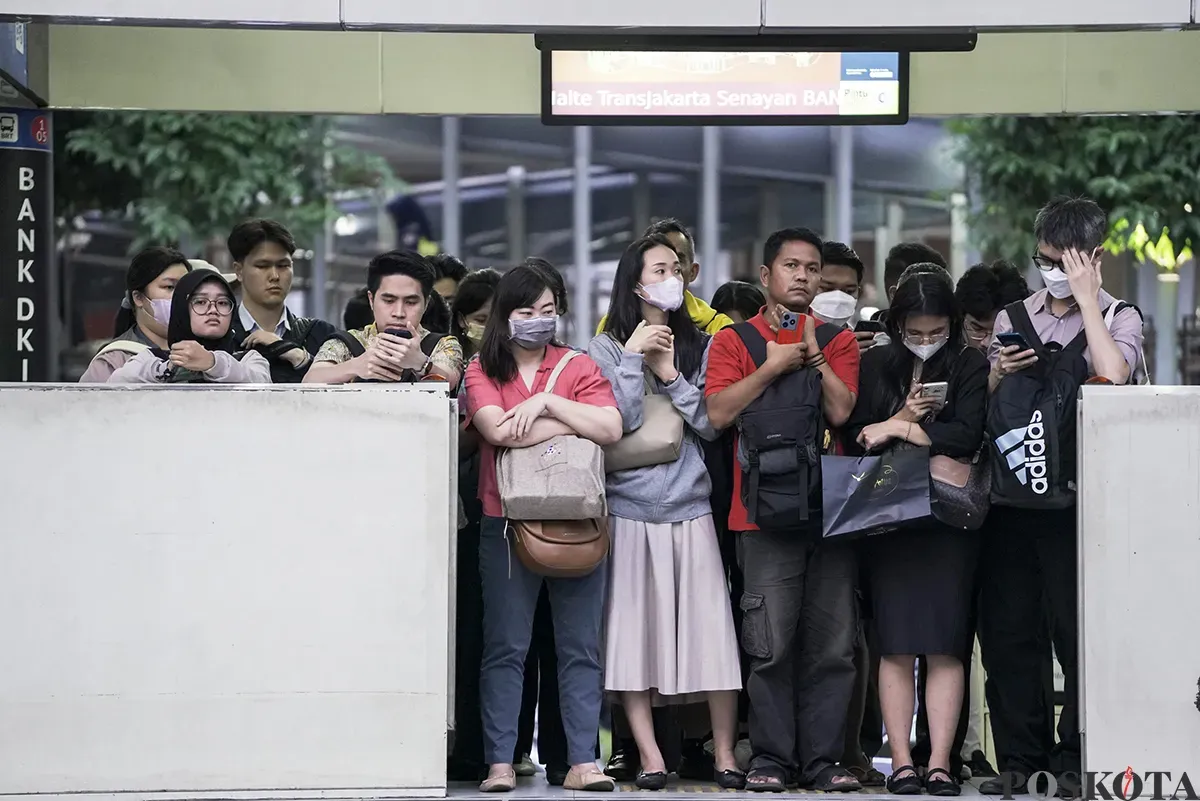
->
xmin=821 ymin=447 xmax=933 ymax=540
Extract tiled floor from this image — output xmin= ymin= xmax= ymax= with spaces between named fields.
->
xmin=445 ymin=777 xmax=985 ymax=799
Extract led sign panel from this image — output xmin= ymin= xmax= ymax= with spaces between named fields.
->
xmin=542 ymin=50 xmax=907 ymax=126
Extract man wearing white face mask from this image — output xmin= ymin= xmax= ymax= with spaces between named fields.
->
xmin=978 ymin=196 xmax=1145 ymax=798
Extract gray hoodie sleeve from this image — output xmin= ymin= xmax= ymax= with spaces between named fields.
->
xmin=587 ymin=334 xmax=646 ymax=434
xmin=661 ymin=339 xmax=718 ymax=442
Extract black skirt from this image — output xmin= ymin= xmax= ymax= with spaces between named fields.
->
xmin=865 ymin=523 xmax=981 ymax=657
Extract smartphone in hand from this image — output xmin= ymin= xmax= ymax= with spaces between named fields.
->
xmin=778 ymin=311 xmax=804 ymax=345
xmin=854 ymin=319 xmax=885 ymax=334
xmin=996 ymin=332 xmax=1030 ymax=352
xmin=920 ymin=381 xmax=949 ymax=408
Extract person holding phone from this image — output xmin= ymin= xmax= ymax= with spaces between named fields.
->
xmin=304 ymin=250 xmax=464 ymax=386
xmin=845 ymin=271 xmax=988 ymax=797
xmin=978 ymin=197 xmax=1145 ymax=798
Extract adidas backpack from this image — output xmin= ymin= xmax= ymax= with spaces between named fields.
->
xmin=987 ymin=298 xmax=1143 ymax=509
xmin=732 ymin=321 xmax=839 ymax=530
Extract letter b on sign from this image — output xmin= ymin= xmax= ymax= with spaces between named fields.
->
xmin=18 ymin=167 xmax=33 ymax=192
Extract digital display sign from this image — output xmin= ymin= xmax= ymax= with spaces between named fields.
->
xmin=542 ymin=50 xmax=907 ymax=126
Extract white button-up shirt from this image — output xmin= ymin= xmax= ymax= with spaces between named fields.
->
xmin=239 ymin=304 xmax=291 ymax=338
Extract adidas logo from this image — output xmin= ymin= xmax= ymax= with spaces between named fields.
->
xmin=995 ymin=409 xmax=1049 ymax=495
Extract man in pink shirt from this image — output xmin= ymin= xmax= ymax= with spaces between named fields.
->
xmin=978 ymin=197 xmax=1145 ymax=799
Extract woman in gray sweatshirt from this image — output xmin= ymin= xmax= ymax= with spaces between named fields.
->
xmin=587 ymin=235 xmax=744 ymax=791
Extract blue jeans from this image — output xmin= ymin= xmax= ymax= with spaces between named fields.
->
xmin=478 ymin=515 xmax=606 ymax=766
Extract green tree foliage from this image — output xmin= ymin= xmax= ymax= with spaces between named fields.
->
xmin=950 ymin=116 xmax=1200 ymax=269
xmin=53 ymin=111 xmax=395 ymax=250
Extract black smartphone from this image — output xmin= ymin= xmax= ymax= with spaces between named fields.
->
xmin=996 ymin=332 xmax=1031 ymax=351
xmin=384 ymin=327 xmax=412 ymax=339
xmin=854 ymin=319 xmax=884 ymax=334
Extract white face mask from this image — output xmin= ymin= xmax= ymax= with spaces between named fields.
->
xmin=905 ymin=338 xmax=947 ymax=362
xmin=810 ymin=290 xmax=858 ymax=328
xmin=1041 ymin=267 xmax=1074 ymax=299
xmin=639 ymin=276 xmax=685 ymax=312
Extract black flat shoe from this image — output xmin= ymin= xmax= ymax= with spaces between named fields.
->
xmin=926 ymin=767 xmax=961 ymax=797
xmin=715 ymin=769 xmax=747 ymax=790
xmin=604 ymin=747 xmax=639 ymax=782
xmin=887 ymin=765 xmax=923 ymax=795
xmin=634 ymin=771 xmax=668 ymax=790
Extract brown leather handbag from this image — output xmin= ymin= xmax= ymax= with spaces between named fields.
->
xmin=929 ymin=449 xmax=991 ymax=530
xmin=509 ymin=518 xmax=610 ymax=578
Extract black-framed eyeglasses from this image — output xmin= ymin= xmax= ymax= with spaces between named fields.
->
xmin=190 ymin=296 xmax=234 ymax=316
xmin=1032 ymin=252 xmax=1061 ymax=272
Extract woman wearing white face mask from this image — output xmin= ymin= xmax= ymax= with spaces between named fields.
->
xmin=588 ymin=235 xmax=744 ymax=790
xmin=79 ymin=247 xmax=192 ymax=382
xmin=845 ymin=272 xmax=988 ymax=797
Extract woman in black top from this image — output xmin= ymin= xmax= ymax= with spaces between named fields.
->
xmin=846 ymin=270 xmax=988 ymax=797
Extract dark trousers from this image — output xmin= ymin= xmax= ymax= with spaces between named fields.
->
xmin=449 ymin=491 xmax=486 ymax=772
xmin=857 ymin=617 xmax=884 ymax=760
xmin=514 ymin=585 xmax=567 ymax=766
xmin=737 ymin=531 xmax=857 ymax=782
xmin=978 ymin=506 xmax=1078 ymax=777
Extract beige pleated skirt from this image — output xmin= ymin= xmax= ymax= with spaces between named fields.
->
xmin=603 ymin=513 xmax=743 ymax=705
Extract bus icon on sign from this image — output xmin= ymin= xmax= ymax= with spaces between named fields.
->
xmin=0 ymin=114 xmax=17 ymax=144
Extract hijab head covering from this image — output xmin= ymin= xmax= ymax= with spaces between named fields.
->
xmin=163 ymin=270 xmax=239 ymax=353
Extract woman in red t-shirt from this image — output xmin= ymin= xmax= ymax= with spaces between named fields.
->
xmin=463 ymin=265 xmax=623 ymax=793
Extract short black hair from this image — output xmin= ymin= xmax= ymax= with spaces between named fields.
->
xmin=228 ymin=219 xmax=296 ymax=263
xmin=763 ymin=227 xmax=823 ymax=269
xmin=711 ymin=281 xmax=765 ymax=322
xmin=821 ymin=241 xmax=865 ymax=283
xmin=955 ymin=260 xmax=1031 ymax=320
xmin=1034 ymin=195 xmax=1108 ymax=252
xmin=366 ymin=249 xmax=436 ymax=296
xmin=885 ymin=242 xmax=946 ymax=290
xmin=421 ymin=287 xmax=452 ymax=332
xmin=643 ymin=217 xmax=695 ymax=264
xmin=343 ymin=288 xmax=373 ymax=330
xmin=428 ymin=253 xmax=468 ymax=284
xmin=524 ymin=257 xmax=569 ymax=314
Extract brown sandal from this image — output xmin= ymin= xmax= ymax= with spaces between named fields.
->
xmin=479 ymin=769 xmax=516 ymax=793
xmin=563 ymin=768 xmax=616 ymax=792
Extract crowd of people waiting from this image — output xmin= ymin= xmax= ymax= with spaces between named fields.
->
xmin=80 ymin=197 xmax=1146 ymax=798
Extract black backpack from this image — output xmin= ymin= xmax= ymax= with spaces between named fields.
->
xmin=733 ymin=322 xmax=840 ymax=530
xmin=987 ymin=299 xmax=1139 ymax=509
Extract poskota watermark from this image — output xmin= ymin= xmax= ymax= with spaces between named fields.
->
xmin=996 ymin=768 xmax=1198 ymax=800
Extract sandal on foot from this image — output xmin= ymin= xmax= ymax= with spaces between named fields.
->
xmin=847 ymin=765 xmax=887 ymax=787
xmin=635 ymin=771 xmax=668 ymax=791
xmin=563 ymin=768 xmax=616 ymax=792
xmin=715 ymin=769 xmax=747 ymax=790
xmin=887 ymin=765 xmax=923 ymax=795
xmin=479 ymin=769 xmax=516 ymax=793
xmin=745 ymin=765 xmax=787 ymax=793
xmin=812 ymin=765 xmax=863 ymax=793
xmin=925 ymin=767 xmax=961 ymax=797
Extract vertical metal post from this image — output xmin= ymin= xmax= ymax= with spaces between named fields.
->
xmin=312 ymin=227 xmax=329 ymax=323
xmin=831 ymin=127 xmax=854 ymax=246
xmin=1177 ymin=258 xmax=1197 ymax=320
xmin=572 ymin=127 xmax=593 ymax=347
xmin=699 ymin=126 xmax=721 ymax=302
xmin=878 ymin=201 xmax=905 ymax=304
xmin=1157 ymin=270 xmax=1180 ymax=384
xmin=873 ymin=225 xmax=889 ymax=307
xmin=760 ymin=182 xmax=782 ymax=261
xmin=950 ymin=192 xmax=969 ymax=283
xmin=506 ymin=165 xmax=526 ymax=263
xmin=441 ymin=116 xmax=461 ymax=257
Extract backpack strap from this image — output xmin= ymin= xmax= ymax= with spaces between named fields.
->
xmin=732 ymin=322 xmax=768 ymax=368
xmin=420 ymin=331 xmax=447 ymax=357
xmin=544 ymin=350 xmax=580 ymax=393
xmin=96 ymin=340 xmax=150 ymax=358
xmin=813 ymin=320 xmax=840 ymax=351
xmin=1004 ymin=300 xmax=1045 ymax=353
xmin=1103 ymin=301 xmax=1150 ymax=384
xmin=330 ymin=330 xmax=367 ymax=359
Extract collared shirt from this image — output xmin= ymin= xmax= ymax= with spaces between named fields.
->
xmin=987 ymin=288 xmax=1144 ymax=375
xmin=463 ymin=344 xmax=617 ymax=519
xmin=313 ymin=323 xmax=464 ymax=380
xmin=239 ymin=304 xmax=290 ymax=338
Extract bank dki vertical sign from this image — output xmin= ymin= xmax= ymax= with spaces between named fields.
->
xmin=0 ymin=107 xmax=51 ymax=381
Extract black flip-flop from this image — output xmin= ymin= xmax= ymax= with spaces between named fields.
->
xmin=745 ymin=765 xmax=787 ymax=793
xmin=812 ymin=765 xmax=863 ymax=793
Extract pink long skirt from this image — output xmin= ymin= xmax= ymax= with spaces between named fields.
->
xmin=602 ymin=513 xmax=743 ymax=705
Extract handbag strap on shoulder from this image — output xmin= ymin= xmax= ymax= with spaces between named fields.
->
xmin=544 ymin=349 xmax=580 ymax=394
